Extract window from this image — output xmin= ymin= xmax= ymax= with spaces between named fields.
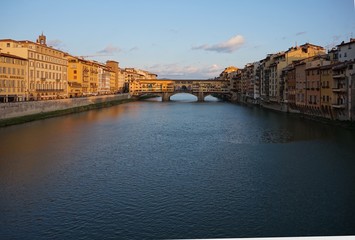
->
xmin=6 ymin=43 xmax=10 ymax=47
xmin=74 ymin=70 xmax=77 ymax=74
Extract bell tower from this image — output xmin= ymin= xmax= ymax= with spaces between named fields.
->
xmin=36 ymin=33 xmax=47 ymax=46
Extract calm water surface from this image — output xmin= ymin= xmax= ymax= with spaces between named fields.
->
xmin=1 ymin=94 xmax=355 ymax=239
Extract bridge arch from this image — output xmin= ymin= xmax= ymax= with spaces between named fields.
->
xmin=169 ymin=92 xmax=199 ymax=102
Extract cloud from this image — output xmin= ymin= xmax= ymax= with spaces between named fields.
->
xmin=146 ymin=63 xmax=224 ymax=79
xmin=128 ymin=46 xmax=139 ymax=52
xmin=192 ymin=35 xmax=245 ymax=53
xmin=296 ymin=31 xmax=307 ymax=36
xmin=97 ymin=44 xmax=121 ymax=55
xmin=332 ymin=35 xmax=342 ymax=41
xmin=47 ymin=39 xmax=65 ymax=49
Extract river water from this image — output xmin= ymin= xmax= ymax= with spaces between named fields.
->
xmin=1 ymin=94 xmax=355 ymax=239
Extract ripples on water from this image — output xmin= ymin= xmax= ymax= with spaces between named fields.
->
xmin=1 ymin=94 xmax=355 ymax=239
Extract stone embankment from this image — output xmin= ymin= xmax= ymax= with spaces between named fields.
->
xmin=0 ymin=94 xmax=132 ymax=127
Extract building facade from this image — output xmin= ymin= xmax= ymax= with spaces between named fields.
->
xmin=0 ymin=34 xmax=68 ymax=100
xmin=67 ymin=55 xmax=101 ymax=97
xmin=0 ymin=53 xmax=28 ymax=102
xmin=337 ymin=38 xmax=355 ymax=62
xmin=260 ymin=44 xmax=325 ymax=104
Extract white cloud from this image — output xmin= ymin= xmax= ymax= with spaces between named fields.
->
xmin=146 ymin=63 xmax=224 ymax=79
xmin=192 ymin=35 xmax=245 ymax=53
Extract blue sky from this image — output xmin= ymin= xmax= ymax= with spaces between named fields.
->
xmin=2 ymin=0 xmax=355 ymax=79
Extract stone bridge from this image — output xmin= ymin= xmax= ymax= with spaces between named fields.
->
xmin=129 ymin=79 xmax=230 ymax=102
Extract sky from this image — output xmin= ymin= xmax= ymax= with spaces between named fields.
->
xmin=2 ymin=0 xmax=355 ymax=79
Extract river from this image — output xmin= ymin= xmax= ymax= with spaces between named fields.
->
xmin=1 ymin=94 xmax=355 ymax=239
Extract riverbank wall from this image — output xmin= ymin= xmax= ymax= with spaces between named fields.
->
xmin=0 ymin=94 xmax=132 ymax=126
xmin=230 ymin=93 xmax=355 ymax=129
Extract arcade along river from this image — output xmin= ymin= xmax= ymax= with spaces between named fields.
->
xmin=1 ymin=94 xmax=355 ymax=239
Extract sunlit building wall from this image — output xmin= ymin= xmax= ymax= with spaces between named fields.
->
xmin=0 ymin=53 xmax=28 ymax=102
xmin=0 ymin=34 xmax=68 ymax=100
xmin=261 ymin=43 xmax=325 ymax=103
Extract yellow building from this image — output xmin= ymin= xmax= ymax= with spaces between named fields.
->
xmin=88 ymin=61 xmax=99 ymax=95
xmin=130 ymin=79 xmax=174 ymax=94
xmin=219 ymin=66 xmax=239 ymax=80
xmin=109 ymin=70 xmax=116 ymax=94
xmin=67 ymin=55 xmax=84 ymax=97
xmin=0 ymin=53 xmax=28 ymax=102
xmin=67 ymin=56 xmax=102 ymax=97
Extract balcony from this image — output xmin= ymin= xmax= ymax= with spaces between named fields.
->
xmin=41 ymin=77 xmax=46 ymax=81
xmin=332 ymin=87 xmax=346 ymax=92
xmin=332 ymin=104 xmax=345 ymax=109
xmin=36 ymin=89 xmax=65 ymax=92
xmin=333 ymin=74 xmax=345 ymax=79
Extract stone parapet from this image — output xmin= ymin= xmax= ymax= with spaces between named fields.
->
xmin=0 ymin=94 xmax=130 ymax=120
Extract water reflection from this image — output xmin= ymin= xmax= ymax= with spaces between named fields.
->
xmin=1 ymin=99 xmax=355 ymax=239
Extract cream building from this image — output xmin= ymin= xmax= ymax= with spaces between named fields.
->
xmin=337 ymin=38 xmax=355 ymax=62
xmin=0 ymin=34 xmax=68 ymax=100
xmin=0 ymin=53 xmax=27 ymax=102
xmin=97 ymin=63 xmax=112 ymax=95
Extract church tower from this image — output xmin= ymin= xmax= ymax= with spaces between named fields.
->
xmin=36 ymin=33 xmax=47 ymax=46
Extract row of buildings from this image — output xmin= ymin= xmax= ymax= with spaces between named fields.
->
xmin=0 ymin=34 xmax=157 ymax=102
xmin=219 ymin=40 xmax=355 ymax=121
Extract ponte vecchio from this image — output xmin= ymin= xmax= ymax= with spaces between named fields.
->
xmin=129 ymin=79 xmax=230 ymax=102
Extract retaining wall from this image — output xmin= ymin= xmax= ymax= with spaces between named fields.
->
xmin=0 ymin=94 xmax=131 ymax=120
